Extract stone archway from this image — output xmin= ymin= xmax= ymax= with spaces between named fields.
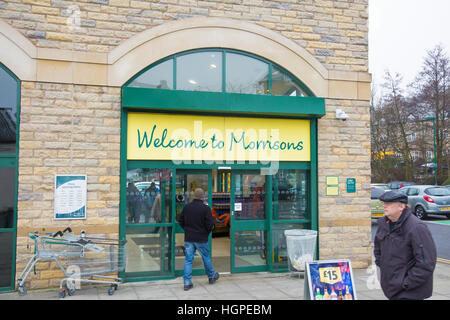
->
xmin=108 ymin=17 xmax=329 ymax=96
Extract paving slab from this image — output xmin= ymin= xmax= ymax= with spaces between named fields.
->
xmin=2 ymin=261 xmax=450 ymax=301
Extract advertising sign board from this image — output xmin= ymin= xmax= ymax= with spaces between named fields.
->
xmin=304 ymin=260 xmax=357 ymax=300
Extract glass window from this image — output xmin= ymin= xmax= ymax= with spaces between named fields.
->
xmin=425 ymin=187 xmax=450 ymax=196
xmin=126 ymin=168 xmax=172 ymax=224
xmin=175 ymin=173 xmax=209 ymax=221
xmin=271 ymin=224 xmax=306 ymax=270
xmin=125 ymin=50 xmax=313 ymax=98
xmin=0 ymin=65 xmax=18 ymax=155
xmin=125 ymin=226 xmax=172 ymax=275
xmin=0 ymin=232 xmax=13 ymax=287
xmin=234 ymin=174 xmax=265 ymax=220
xmin=273 ymin=169 xmax=309 ymax=220
xmin=127 ymin=59 xmax=173 ymax=89
xmin=272 ymin=66 xmax=308 ymax=97
xmin=234 ymin=230 xmax=266 ymax=267
xmin=370 ymin=187 xmax=385 ymax=200
xmin=226 ymin=53 xmax=269 ymax=94
xmin=176 ymin=51 xmax=222 ymax=92
xmin=0 ymin=167 xmax=15 ymax=229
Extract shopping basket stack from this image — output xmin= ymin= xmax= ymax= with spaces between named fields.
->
xmin=17 ymin=228 xmax=127 ymax=298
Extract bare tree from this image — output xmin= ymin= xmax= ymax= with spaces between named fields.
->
xmin=370 ymin=80 xmax=395 ymax=182
xmin=381 ymin=71 xmax=415 ymax=181
xmin=410 ymin=44 xmax=450 ymax=184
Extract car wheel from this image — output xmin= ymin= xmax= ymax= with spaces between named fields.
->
xmin=415 ymin=206 xmax=427 ymax=220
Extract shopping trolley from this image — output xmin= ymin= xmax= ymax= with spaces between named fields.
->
xmin=17 ymin=228 xmax=127 ymax=298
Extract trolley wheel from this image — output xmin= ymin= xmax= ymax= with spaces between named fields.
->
xmin=18 ymin=285 xmax=27 ymax=296
xmin=65 ymin=283 xmax=75 ymax=296
xmin=59 ymin=289 xmax=66 ymax=299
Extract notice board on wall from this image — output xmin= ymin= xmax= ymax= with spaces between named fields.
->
xmin=54 ymin=175 xmax=87 ymax=220
xmin=304 ymin=260 xmax=357 ymax=300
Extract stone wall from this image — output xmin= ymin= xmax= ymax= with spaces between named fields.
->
xmin=318 ymin=98 xmax=372 ymax=268
xmin=0 ymin=0 xmax=372 ymax=289
xmin=0 ymin=0 xmax=368 ymax=72
xmin=16 ymin=82 xmax=121 ymax=289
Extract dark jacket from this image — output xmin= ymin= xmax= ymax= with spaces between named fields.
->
xmin=374 ymin=207 xmax=437 ymax=300
xmin=178 ymin=199 xmax=215 ymax=243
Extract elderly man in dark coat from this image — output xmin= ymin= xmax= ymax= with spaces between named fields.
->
xmin=374 ymin=190 xmax=437 ymax=300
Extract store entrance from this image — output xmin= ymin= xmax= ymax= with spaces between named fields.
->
xmin=211 ymin=169 xmax=232 ymax=273
xmin=122 ymin=163 xmax=314 ymax=281
xmin=175 ymin=169 xmax=234 ymax=275
xmin=175 ymin=168 xmax=270 ymax=275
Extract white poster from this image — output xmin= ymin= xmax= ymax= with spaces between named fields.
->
xmin=54 ymin=175 xmax=87 ymax=220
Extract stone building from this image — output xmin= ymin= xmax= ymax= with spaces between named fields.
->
xmin=0 ymin=0 xmax=372 ymax=292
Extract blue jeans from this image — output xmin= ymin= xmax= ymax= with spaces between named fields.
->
xmin=183 ymin=241 xmax=216 ymax=286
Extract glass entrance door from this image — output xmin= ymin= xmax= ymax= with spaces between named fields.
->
xmin=124 ymin=168 xmax=173 ymax=279
xmin=230 ymin=171 xmax=268 ymax=273
xmin=174 ymin=170 xmax=212 ymax=276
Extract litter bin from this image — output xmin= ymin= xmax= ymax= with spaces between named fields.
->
xmin=284 ymin=229 xmax=317 ymax=275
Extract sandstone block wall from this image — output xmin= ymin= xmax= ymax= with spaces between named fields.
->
xmin=1 ymin=0 xmax=368 ymax=72
xmin=16 ymin=82 xmax=121 ymax=288
xmin=0 ymin=0 xmax=371 ymax=288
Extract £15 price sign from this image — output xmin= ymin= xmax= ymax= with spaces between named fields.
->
xmin=305 ymin=260 xmax=357 ymax=300
xmin=319 ymin=266 xmax=342 ymax=285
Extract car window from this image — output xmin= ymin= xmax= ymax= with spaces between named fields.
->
xmin=371 ymin=188 xmax=385 ymax=199
xmin=407 ymin=188 xmax=418 ymax=196
xmin=425 ymin=187 xmax=450 ymax=196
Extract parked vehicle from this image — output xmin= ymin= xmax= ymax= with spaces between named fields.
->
xmin=387 ymin=181 xmax=415 ymax=190
xmin=371 ymin=187 xmax=386 ymax=219
xmin=370 ymin=183 xmax=390 ymax=191
xmin=399 ymin=185 xmax=450 ymax=220
xmin=135 ymin=181 xmax=159 ymax=195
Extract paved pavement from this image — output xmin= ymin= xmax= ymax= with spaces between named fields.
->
xmin=1 ymin=260 xmax=450 ymax=300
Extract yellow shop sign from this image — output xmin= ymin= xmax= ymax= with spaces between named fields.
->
xmin=127 ymin=113 xmax=310 ymax=162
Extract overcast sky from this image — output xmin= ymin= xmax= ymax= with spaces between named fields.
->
xmin=368 ymin=0 xmax=450 ymax=96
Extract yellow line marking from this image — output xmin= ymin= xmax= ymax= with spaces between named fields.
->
xmin=437 ymin=258 xmax=450 ymax=264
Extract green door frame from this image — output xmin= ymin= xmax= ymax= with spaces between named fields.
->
xmin=0 ymin=63 xmax=20 ymax=293
xmin=230 ymin=170 xmax=269 ymax=273
xmin=174 ymin=169 xmax=212 ymax=277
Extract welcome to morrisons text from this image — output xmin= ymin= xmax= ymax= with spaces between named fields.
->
xmin=137 ymin=125 xmax=304 ymax=152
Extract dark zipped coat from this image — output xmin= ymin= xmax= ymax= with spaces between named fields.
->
xmin=178 ymin=199 xmax=215 ymax=243
xmin=374 ymin=208 xmax=437 ymax=300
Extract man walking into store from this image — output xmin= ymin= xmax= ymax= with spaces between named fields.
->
xmin=178 ymin=188 xmax=219 ymax=291
xmin=374 ymin=190 xmax=437 ymax=300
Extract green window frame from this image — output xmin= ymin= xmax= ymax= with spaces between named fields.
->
xmin=0 ymin=62 xmax=20 ymax=292
xmin=124 ymin=49 xmax=314 ymax=97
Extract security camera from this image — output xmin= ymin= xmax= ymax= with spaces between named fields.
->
xmin=336 ymin=109 xmax=349 ymax=121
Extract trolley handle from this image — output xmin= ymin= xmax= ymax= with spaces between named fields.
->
xmin=52 ymin=227 xmax=72 ymax=238
xmin=53 ymin=231 xmax=64 ymax=238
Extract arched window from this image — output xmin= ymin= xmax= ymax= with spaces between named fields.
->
xmin=125 ymin=49 xmax=312 ymax=97
xmin=0 ymin=62 xmax=19 ymax=291
xmin=0 ymin=65 xmax=18 ymax=154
